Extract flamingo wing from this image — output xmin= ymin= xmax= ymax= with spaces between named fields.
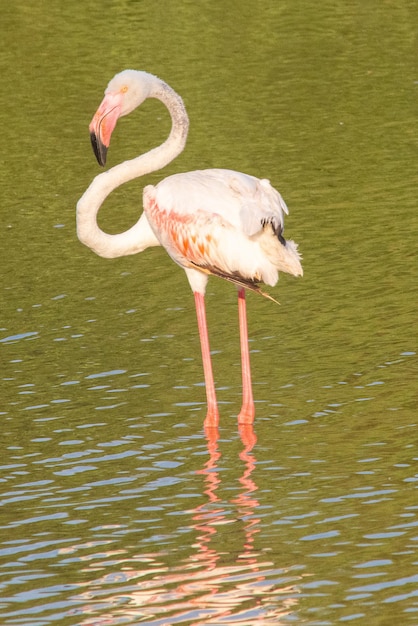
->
xmin=143 ymin=168 xmax=302 ymax=290
xmin=149 ymin=169 xmax=288 ymax=234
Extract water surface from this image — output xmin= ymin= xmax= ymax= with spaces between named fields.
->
xmin=1 ymin=1 xmax=418 ymax=624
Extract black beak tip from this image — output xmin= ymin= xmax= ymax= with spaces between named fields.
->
xmin=90 ymin=131 xmax=108 ymax=167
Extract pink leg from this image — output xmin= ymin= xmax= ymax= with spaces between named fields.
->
xmin=237 ymin=288 xmax=255 ymax=424
xmin=194 ymin=292 xmax=219 ymax=428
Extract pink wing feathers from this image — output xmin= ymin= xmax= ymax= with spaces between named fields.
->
xmin=143 ymin=168 xmax=302 ymax=294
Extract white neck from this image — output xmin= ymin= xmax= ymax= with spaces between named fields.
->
xmin=76 ymin=76 xmax=189 ymax=259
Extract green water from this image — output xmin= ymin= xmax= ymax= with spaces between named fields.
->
xmin=1 ymin=1 xmax=418 ymax=624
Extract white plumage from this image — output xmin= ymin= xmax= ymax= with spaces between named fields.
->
xmin=144 ymin=168 xmax=302 ymax=293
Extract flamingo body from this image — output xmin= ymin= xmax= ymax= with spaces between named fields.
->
xmin=144 ymin=168 xmax=301 ymax=294
xmin=76 ymin=69 xmax=302 ymax=429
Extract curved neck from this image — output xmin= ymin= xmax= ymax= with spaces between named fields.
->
xmin=76 ymin=77 xmax=189 ymax=259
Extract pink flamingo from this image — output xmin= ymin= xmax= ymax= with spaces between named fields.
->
xmin=76 ymin=70 xmax=302 ymax=429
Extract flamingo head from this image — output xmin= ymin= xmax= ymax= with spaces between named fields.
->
xmin=89 ymin=70 xmax=155 ymax=166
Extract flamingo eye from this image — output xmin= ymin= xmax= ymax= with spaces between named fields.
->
xmin=120 ymin=85 xmax=128 ymax=94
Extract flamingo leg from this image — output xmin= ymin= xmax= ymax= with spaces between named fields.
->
xmin=194 ymin=292 xmax=220 ymax=428
xmin=237 ymin=288 xmax=255 ymax=424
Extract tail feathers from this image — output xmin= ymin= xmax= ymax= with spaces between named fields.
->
xmin=281 ymin=239 xmax=303 ymax=277
xmin=254 ymin=223 xmax=303 ymax=278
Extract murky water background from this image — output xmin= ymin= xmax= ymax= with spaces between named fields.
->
xmin=1 ymin=1 xmax=418 ymax=624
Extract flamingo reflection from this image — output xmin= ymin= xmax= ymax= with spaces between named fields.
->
xmin=71 ymin=425 xmax=299 ymax=625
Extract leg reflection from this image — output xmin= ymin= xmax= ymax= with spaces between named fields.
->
xmin=72 ymin=424 xmax=299 ymax=625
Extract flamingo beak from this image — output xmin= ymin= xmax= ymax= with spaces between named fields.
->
xmin=89 ymin=92 xmax=123 ymax=166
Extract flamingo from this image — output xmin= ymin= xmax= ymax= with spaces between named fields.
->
xmin=76 ymin=69 xmax=302 ymax=429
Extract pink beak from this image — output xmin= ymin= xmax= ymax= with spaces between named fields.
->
xmin=89 ymin=92 xmax=123 ymax=166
